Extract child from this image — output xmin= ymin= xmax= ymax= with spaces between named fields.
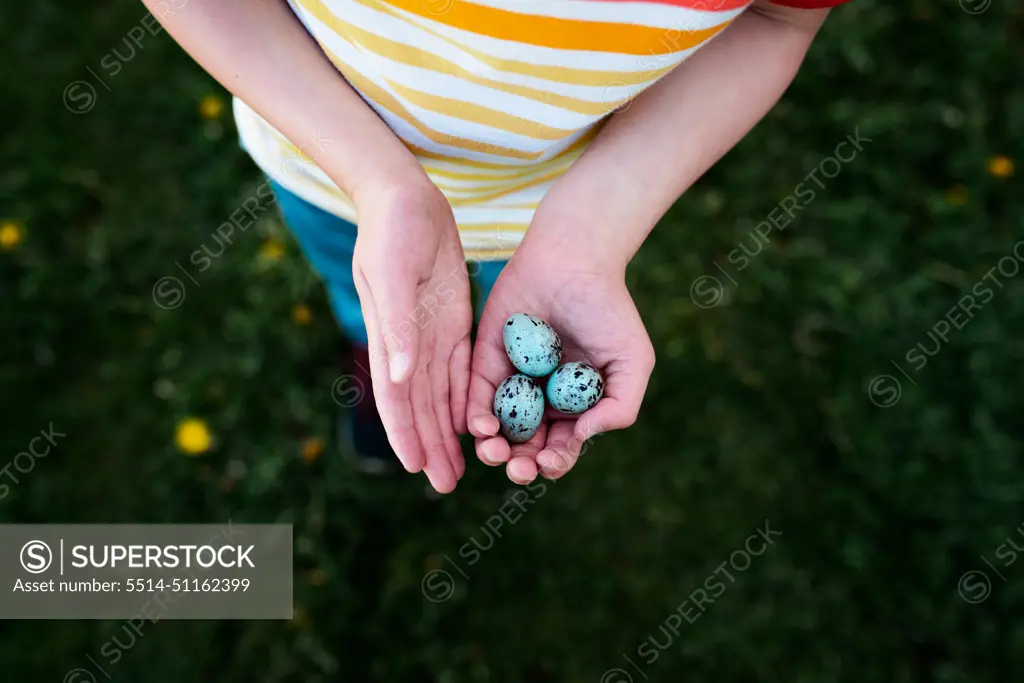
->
xmin=149 ymin=0 xmax=849 ymax=493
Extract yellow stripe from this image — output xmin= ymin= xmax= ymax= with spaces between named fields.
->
xmin=464 ymin=248 xmax=519 ymax=260
xmin=339 ymin=0 xmax=685 ymax=86
xmin=458 ymin=223 xmax=530 ymax=233
xmin=481 ymin=202 xmax=543 ymax=209
xmin=423 ymin=162 xmax=561 ymax=182
xmin=319 ymin=45 xmax=545 ymax=160
xmin=275 ymin=132 xmax=556 ymax=209
xmin=447 ymin=167 xmax=564 ymax=205
xmin=407 ymin=125 xmax=598 ymax=169
xmin=275 ymin=116 xmax=584 ymax=183
xmin=430 ymin=169 xmax=555 ymax=191
xmin=384 ymin=81 xmax=576 ymax=141
xmin=301 ymin=5 xmax=647 ymax=116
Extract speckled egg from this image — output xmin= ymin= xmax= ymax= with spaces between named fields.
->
xmin=546 ymin=362 xmax=604 ymax=415
xmin=493 ymin=374 xmax=545 ymax=443
xmin=503 ymin=313 xmax=562 ymax=377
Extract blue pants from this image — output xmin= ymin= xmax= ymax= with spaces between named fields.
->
xmin=270 ymin=180 xmax=506 ymax=343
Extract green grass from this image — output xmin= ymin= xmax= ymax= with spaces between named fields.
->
xmin=4 ymin=1 xmax=1024 ymax=680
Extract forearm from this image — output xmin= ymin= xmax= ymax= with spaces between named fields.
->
xmin=524 ymin=4 xmax=830 ymax=271
xmin=142 ymin=0 xmax=427 ymax=201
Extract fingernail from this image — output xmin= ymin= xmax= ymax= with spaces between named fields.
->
xmin=390 ymin=353 xmax=409 ymax=383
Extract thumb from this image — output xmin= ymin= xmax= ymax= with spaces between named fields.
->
xmin=366 ymin=269 xmax=421 ymax=385
xmin=576 ymin=344 xmax=654 ymax=436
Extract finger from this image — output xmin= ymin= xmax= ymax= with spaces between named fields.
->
xmin=412 ymin=363 xmax=458 ymax=494
xmin=449 ymin=335 xmax=471 ymax=435
xmin=354 ymin=272 xmax=425 ymax=474
xmin=506 ymin=456 xmax=538 ymax=485
xmin=506 ymin=420 xmax=547 ymax=484
xmin=572 ymin=414 xmax=606 ymax=444
xmin=536 ymin=420 xmax=582 ymax=480
xmin=363 ymin=265 xmax=420 ymax=386
xmin=412 ymin=363 xmax=458 ymax=493
xmin=431 ymin=347 xmax=465 ymax=481
xmin=576 ymin=350 xmax=654 ymax=435
xmin=476 ymin=435 xmax=510 ymax=466
xmin=467 ymin=325 xmax=509 ymax=438
xmin=508 ymin=418 xmax=547 ymax=462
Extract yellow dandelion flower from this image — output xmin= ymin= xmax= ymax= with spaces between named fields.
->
xmin=175 ymin=417 xmax=213 ymax=456
xmin=198 ymin=95 xmax=225 ymax=120
xmin=988 ymin=156 xmax=1014 ymax=178
xmin=0 ymin=222 xmax=24 ymax=250
xmin=301 ymin=437 xmax=324 ymax=464
xmin=945 ymin=185 xmax=968 ymax=206
xmin=259 ymin=239 xmax=285 ymax=262
xmin=292 ymin=304 xmax=312 ymax=326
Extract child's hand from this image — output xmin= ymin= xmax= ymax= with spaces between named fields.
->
xmin=352 ymin=180 xmax=474 ymax=494
xmin=466 ymin=237 xmax=655 ymax=484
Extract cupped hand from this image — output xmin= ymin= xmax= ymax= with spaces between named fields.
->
xmin=351 ymin=180 xmax=474 ymax=493
xmin=467 ymin=239 xmax=655 ymax=484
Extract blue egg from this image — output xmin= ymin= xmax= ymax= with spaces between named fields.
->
xmin=546 ymin=362 xmax=604 ymax=415
xmin=493 ymin=374 xmax=545 ymax=443
xmin=503 ymin=313 xmax=562 ymax=378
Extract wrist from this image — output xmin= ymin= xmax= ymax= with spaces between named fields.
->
xmin=349 ymin=163 xmax=445 ymax=214
xmin=346 ymin=157 xmax=436 ymax=207
xmin=349 ymin=164 xmax=454 ymax=238
xmin=521 ymin=202 xmax=634 ymax=278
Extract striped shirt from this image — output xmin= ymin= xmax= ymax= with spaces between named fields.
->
xmin=235 ymin=0 xmax=846 ymax=260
